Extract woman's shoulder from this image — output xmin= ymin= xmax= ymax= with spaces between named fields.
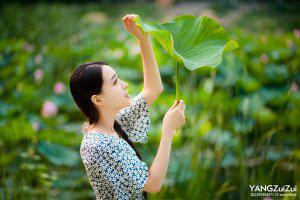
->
xmin=80 ymin=132 xmax=127 ymax=154
xmin=81 ymin=132 xmax=113 ymax=149
xmin=80 ymin=132 xmax=137 ymax=161
xmin=80 ymin=133 xmax=110 ymax=156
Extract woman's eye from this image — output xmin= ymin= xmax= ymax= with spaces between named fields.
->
xmin=114 ymin=76 xmax=120 ymax=85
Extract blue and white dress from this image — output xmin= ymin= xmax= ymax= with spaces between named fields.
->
xmin=80 ymin=93 xmax=150 ymax=200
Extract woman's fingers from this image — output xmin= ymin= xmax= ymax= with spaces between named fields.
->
xmin=175 ymin=100 xmax=185 ymax=116
xmin=169 ymin=100 xmax=178 ymax=110
xmin=122 ymin=14 xmax=137 ymax=21
xmin=123 ymin=17 xmax=133 ymax=27
xmin=169 ymin=99 xmax=185 ymax=114
xmin=122 ymin=16 xmax=133 ymax=29
xmin=170 ymin=100 xmax=179 ymax=110
xmin=177 ymin=100 xmax=185 ymax=111
xmin=122 ymin=14 xmax=131 ymax=20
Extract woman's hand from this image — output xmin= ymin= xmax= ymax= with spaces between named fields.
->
xmin=122 ymin=14 xmax=148 ymax=41
xmin=162 ymin=100 xmax=186 ymax=137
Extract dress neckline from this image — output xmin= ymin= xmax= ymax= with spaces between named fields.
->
xmin=86 ymin=131 xmax=122 ymax=140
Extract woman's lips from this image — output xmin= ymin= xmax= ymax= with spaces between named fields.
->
xmin=125 ymin=94 xmax=130 ymax=98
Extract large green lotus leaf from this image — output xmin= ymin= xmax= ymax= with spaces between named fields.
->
xmin=134 ymin=14 xmax=239 ymax=70
xmin=38 ymin=141 xmax=80 ymax=167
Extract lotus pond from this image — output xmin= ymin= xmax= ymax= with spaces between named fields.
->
xmin=0 ymin=1 xmax=299 ymax=200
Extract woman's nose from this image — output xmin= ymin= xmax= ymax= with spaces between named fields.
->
xmin=122 ymin=82 xmax=128 ymax=89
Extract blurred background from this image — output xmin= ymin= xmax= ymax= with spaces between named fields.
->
xmin=0 ymin=0 xmax=299 ymax=199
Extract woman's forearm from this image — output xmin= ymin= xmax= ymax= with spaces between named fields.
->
xmin=138 ymin=36 xmax=163 ymax=94
xmin=143 ymin=128 xmax=174 ymax=193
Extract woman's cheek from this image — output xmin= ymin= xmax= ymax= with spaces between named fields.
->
xmin=112 ymin=87 xmax=124 ymax=99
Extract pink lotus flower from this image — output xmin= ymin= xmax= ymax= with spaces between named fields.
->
xmin=41 ymin=100 xmax=58 ymax=118
xmin=34 ymin=68 xmax=44 ymax=84
xmin=260 ymin=54 xmax=269 ymax=64
xmin=53 ymin=82 xmax=66 ymax=94
xmin=23 ymin=42 xmax=34 ymax=52
xmin=291 ymin=82 xmax=298 ymax=92
xmin=31 ymin=121 xmax=40 ymax=131
xmin=294 ymin=29 xmax=300 ymax=38
xmin=34 ymin=54 xmax=43 ymax=65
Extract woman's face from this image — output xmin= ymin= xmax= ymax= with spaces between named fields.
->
xmin=97 ymin=65 xmax=131 ymax=110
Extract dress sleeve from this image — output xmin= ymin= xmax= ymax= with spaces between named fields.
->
xmin=116 ymin=93 xmax=150 ymax=144
xmin=94 ymin=141 xmax=149 ymax=198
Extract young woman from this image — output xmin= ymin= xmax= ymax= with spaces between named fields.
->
xmin=69 ymin=14 xmax=185 ymax=200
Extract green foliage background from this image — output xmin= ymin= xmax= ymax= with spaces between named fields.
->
xmin=0 ymin=2 xmax=299 ymax=199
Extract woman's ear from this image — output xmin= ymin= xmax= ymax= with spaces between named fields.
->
xmin=91 ymin=94 xmax=103 ymax=106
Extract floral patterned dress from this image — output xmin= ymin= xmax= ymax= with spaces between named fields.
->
xmin=80 ymin=93 xmax=150 ymax=200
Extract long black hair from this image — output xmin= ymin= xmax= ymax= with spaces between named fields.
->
xmin=69 ymin=61 xmax=147 ymax=199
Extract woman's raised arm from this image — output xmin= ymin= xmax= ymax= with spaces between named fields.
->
xmin=122 ymin=14 xmax=163 ymax=107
